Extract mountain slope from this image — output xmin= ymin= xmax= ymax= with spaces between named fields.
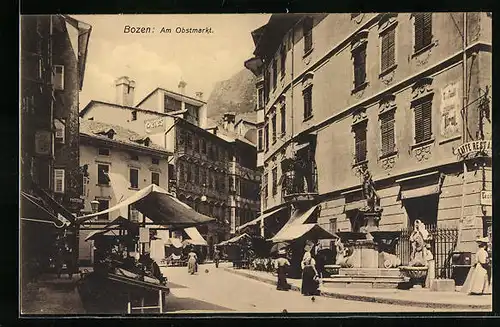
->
xmin=207 ymin=68 xmax=256 ymax=123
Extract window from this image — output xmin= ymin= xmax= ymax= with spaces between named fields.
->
xmin=53 ymin=168 xmax=65 ymax=193
xmin=257 ymin=88 xmax=265 ymax=109
xmin=164 ymin=95 xmax=182 ymax=113
xmin=353 ymin=122 xmax=367 ymax=164
xmin=97 ymin=164 xmax=110 ymax=185
xmin=130 ymin=154 xmax=139 ymax=161
xmin=280 ymin=105 xmax=286 ymax=136
xmin=380 ymin=111 xmax=396 ymax=156
xmin=54 ymin=119 xmax=65 ymax=144
xmin=129 ymin=204 xmax=140 ymax=223
xmin=53 ymin=65 xmax=64 ymax=90
xmin=131 ymin=110 xmax=137 ymax=121
xmin=303 ymin=86 xmax=313 ymax=120
xmin=98 ymin=148 xmax=110 ymax=156
xmin=152 ymin=157 xmax=160 ymax=165
xmin=194 ymin=166 xmax=199 ymax=184
xmin=151 ymin=172 xmax=160 ymax=186
xmin=413 ymin=98 xmax=433 ymax=144
xmin=263 ymin=173 xmax=269 ymax=199
xmin=179 ymin=162 xmax=185 ymax=182
xmin=272 ymin=59 xmax=278 ymax=90
xmin=280 ymin=44 xmax=286 ymax=77
xmin=414 ymin=13 xmax=432 ymax=53
xmin=201 ymin=139 xmax=206 ymax=154
xmin=264 ymin=123 xmax=270 ymax=151
xmin=381 ymin=27 xmax=396 ymax=73
xmin=258 ymin=129 xmax=263 ymax=151
xmin=329 ymin=218 xmax=338 ymax=234
xmin=271 ymin=114 xmax=277 ymax=144
xmin=186 ymin=132 xmax=192 ymax=149
xmin=272 ymin=167 xmax=278 ymax=196
xmin=303 ymin=17 xmax=313 ymax=53
xmin=353 ymin=46 xmax=367 ymax=89
xmin=265 ymin=69 xmax=271 ymax=102
xmin=168 ymin=164 xmax=175 ymax=181
xmin=194 ymin=136 xmax=200 ymax=153
xmin=129 ymin=168 xmax=139 ymax=188
xmin=187 ymin=164 xmax=193 ymax=182
xmin=97 ymin=199 xmax=109 ymax=221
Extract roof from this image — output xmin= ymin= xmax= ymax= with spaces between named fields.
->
xmin=135 ymin=87 xmax=206 ymax=108
xmin=235 ymin=112 xmax=257 ymax=125
xmin=253 ymin=14 xmax=304 ymax=58
xmin=79 ymin=119 xmax=168 ymax=153
xmin=79 ymin=100 xmax=180 ymax=119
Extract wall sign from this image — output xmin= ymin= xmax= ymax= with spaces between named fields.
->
xmin=455 ymin=140 xmax=492 ymax=159
xmin=440 ymin=82 xmax=461 ymax=139
xmin=480 ymin=190 xmax=492 ymax=206
xmin=144 ymin=117 xmax=166 ymax=134
xmin=35 ymin=130 xmax=53 ymax=155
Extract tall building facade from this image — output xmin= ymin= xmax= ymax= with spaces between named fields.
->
xmin=245 ymin=13 xmax=492 ymax=258
xmin=80 ymin=79 xmax=260 ymax=257
xmin=20 ymin=15 xmax=92 ymax=272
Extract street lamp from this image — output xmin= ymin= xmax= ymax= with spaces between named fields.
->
xmin=90 ymin=200 xmax=100 ymax=213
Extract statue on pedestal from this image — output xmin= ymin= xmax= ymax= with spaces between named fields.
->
xmin=334 ymin=238 xmax=354 ymax=268
xmin=409 ymin=219 xmax=431 ymax=267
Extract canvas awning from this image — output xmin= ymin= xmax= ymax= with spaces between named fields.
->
xmin=236 ymin=207 xmax=286 ymax=232
xmin=270 ymin=224 xmax=337 ymax=243
xmin=165 ymin=238 xmax=183 ymax=248
xmin=182 ymin=227 xmax=208 ymax=246
xmin=76 ymin=184 xmax=215 ymax=227
xmin=218 ymin=233 xmax=251 ymax=246
xmin=84 ymin=216 xmax=138 ymax=241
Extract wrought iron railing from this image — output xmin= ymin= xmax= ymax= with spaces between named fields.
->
xmin=396 ymin=225 xmax=458 ymax=279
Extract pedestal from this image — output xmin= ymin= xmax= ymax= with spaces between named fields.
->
xmin=350 ymin=240 xmax=379 ymax=268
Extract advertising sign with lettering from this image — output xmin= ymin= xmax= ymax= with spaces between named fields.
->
xmin=440 ymin=82 xmax=461 ymax=139
xmin=455 ymin=140 xmax=492 ymax=159
xmin=144 ymin=117 xmax=166 ymax=135
xmin=481 ymin=191 xmax=492 ymax=206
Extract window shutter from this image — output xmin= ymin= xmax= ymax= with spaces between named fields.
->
xmin=381 ymin=32 xmax=389 ymax=72
xmin=354 ymin=124 xmax=367 ymax=163
xmin=54 ymin=168 xmax=65 ymax=193
xmin=53 ymin=65 xmax=64 ymax=90
xmin=281 ymin=105 xmax=286 ymax=135
xmin=380 ymin=112 xmax=395 ymax=155
xmin=414 ymin=100 xmax=432 ymax=143
xmin=422 ymin=13 xmax=432 ymax=47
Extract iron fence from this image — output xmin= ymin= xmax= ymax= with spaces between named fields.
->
xmin=396 ymin=225 xmax=458 ymax=279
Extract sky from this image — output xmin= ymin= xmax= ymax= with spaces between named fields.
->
xmin=73 ymin=14 xmax=270 ymax=110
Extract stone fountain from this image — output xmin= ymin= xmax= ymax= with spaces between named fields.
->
xmin=323 ymin=168 xmax=406 ymax=288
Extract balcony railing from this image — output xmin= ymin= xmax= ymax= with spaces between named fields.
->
xmin=281 ymin=161 xmax=318 ymax=202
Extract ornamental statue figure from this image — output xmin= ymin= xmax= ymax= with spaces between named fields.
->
xmin=360 ymin=168 xmax=381 ymax=213
xmin=409 ymin=219 xmax=431 ymax=267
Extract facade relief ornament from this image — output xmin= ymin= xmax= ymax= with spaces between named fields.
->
xmin=351 ymin=29 xmax=369 ymax=52
xmin=379 ymin=93 xmax=397 ymax=114
xmin=381 ymin=155 xmax=396 ymax=171
xmin=352 ymin=107 xmax=368 ymax=125
xmin=378 ymin=13 xmax=398 ymax=32
xmin=381 ymin=69 xmax=396 ymax=85
xmin=303 ymin=54 xmax=312 ymax=66
xmin=302 ymin=71 xmax=314 ymax=90
xmin=414 ymin=40 xmax=438 ymax=67
xmin=411 ymin=76 xmax=434 ymax=101
xmin=414 ymin=143 xmax=432 ymax=161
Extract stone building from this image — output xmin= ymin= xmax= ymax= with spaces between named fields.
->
xmin=245 ymin=13 xmax=492 ymax=267
xmin=78 ymin=120 xmax=171 ymax=264
xmin=20 ymin=15 xmax=92 ymax=272
xmin=79 ymin=78 xmax=260 ymax=258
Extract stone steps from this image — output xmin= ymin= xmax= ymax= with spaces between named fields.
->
xmin=322 ymin=274 xmax=408 ymax=289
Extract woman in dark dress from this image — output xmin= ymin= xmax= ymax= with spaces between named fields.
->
xmin=301 ymin=251 xmax=320 ymax=296
xmin=275 ymin=249 xmax=291 ymax=291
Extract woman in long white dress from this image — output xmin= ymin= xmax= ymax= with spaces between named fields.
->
xmin=187 ymin=250 xmax=198 ymax=275
xmin=461 ymin=237 xmax=491 ymax=295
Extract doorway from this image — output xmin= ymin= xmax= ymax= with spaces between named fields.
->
xmin=404 ymin=194 xmax=439 ymax=229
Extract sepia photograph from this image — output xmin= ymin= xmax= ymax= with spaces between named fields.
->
xmin=19 ymin=13 xmax=492 ymax=316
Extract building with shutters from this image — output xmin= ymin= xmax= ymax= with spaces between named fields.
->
xmin=79 ymin=78 xmax=260 ymax=259
xmin=244 ymin=13 xmax=492 ymax=263
xmin=20 ymin=15 xmax=92 ymax=277
xmin=77 ymin=120 xmax=171 ymax=264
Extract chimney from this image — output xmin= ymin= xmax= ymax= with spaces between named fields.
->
xmin=195 ymin=91 xmax=203 ymax=100
xmin=223 ymin=112 xmax=236 ymax=132
xmin=178 ymin=80 xmax=187 ymax=95
xmin=115 ymin=76 xmax=135 ymax=107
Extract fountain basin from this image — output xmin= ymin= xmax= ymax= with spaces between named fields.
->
xmin=399 ymin=266 xmax=428 ymax=279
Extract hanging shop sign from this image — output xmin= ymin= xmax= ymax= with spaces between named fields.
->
xmin=480 ymin=191 xmax=492 ymax=206
xmin=455 ymin=140 xmax=492 ymax=159
xmin=440 ymin=82 xmax=461 ymax=139
xmin=144 ymin=117 xmax=165 ymax=134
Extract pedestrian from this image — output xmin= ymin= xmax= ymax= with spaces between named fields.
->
xmin=461 ymin=237 xmax=492 ymax=295
xmin=275 ymin=249 xmax=291 ymax=291
xmin=214 ymin=246 xmax=221 ymax=268
xmin=301 ymin=251 xmax=320 ymax=296
xmin=187 ymin=249 xmax=198 ymax=275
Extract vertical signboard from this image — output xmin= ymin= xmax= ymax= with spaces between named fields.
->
xmin=440 ymin=82 xmax=461 ymax=139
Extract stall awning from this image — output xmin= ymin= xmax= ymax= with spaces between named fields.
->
xmin=270 ymin=224 xmax=337 ymax=243
xmin=76 ymin=184 xmax=215 ymax=227
xmin=236 ymin=207 xmax=286 ymax=232
xmin=288 ymin=204 xmax=320 ymax=225
xmin=183 ymin=227 xmax=208 ymax=246
xmin=218 ymin=233 xmax=251 ymax=246
xmin=84 ymin=216 xmax=138 ymax=241
xmin=344 ymin=199 xmax=368 ymax=212
xmin=397 ymin=171 xmax=444 ymax=200
xmin=27 ymin=183 xmax=76 ymax=225
xmin=165 ymin=238 xmax=183 ymax=248
xmin=20 ymin=192 xmax=65 ymax=227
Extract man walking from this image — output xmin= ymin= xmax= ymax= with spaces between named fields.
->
xmin=214 ymin=246 xmax=221 ymax=268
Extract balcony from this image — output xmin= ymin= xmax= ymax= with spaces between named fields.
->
xmin=281 ymin=157 xmax=318 ymax=203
